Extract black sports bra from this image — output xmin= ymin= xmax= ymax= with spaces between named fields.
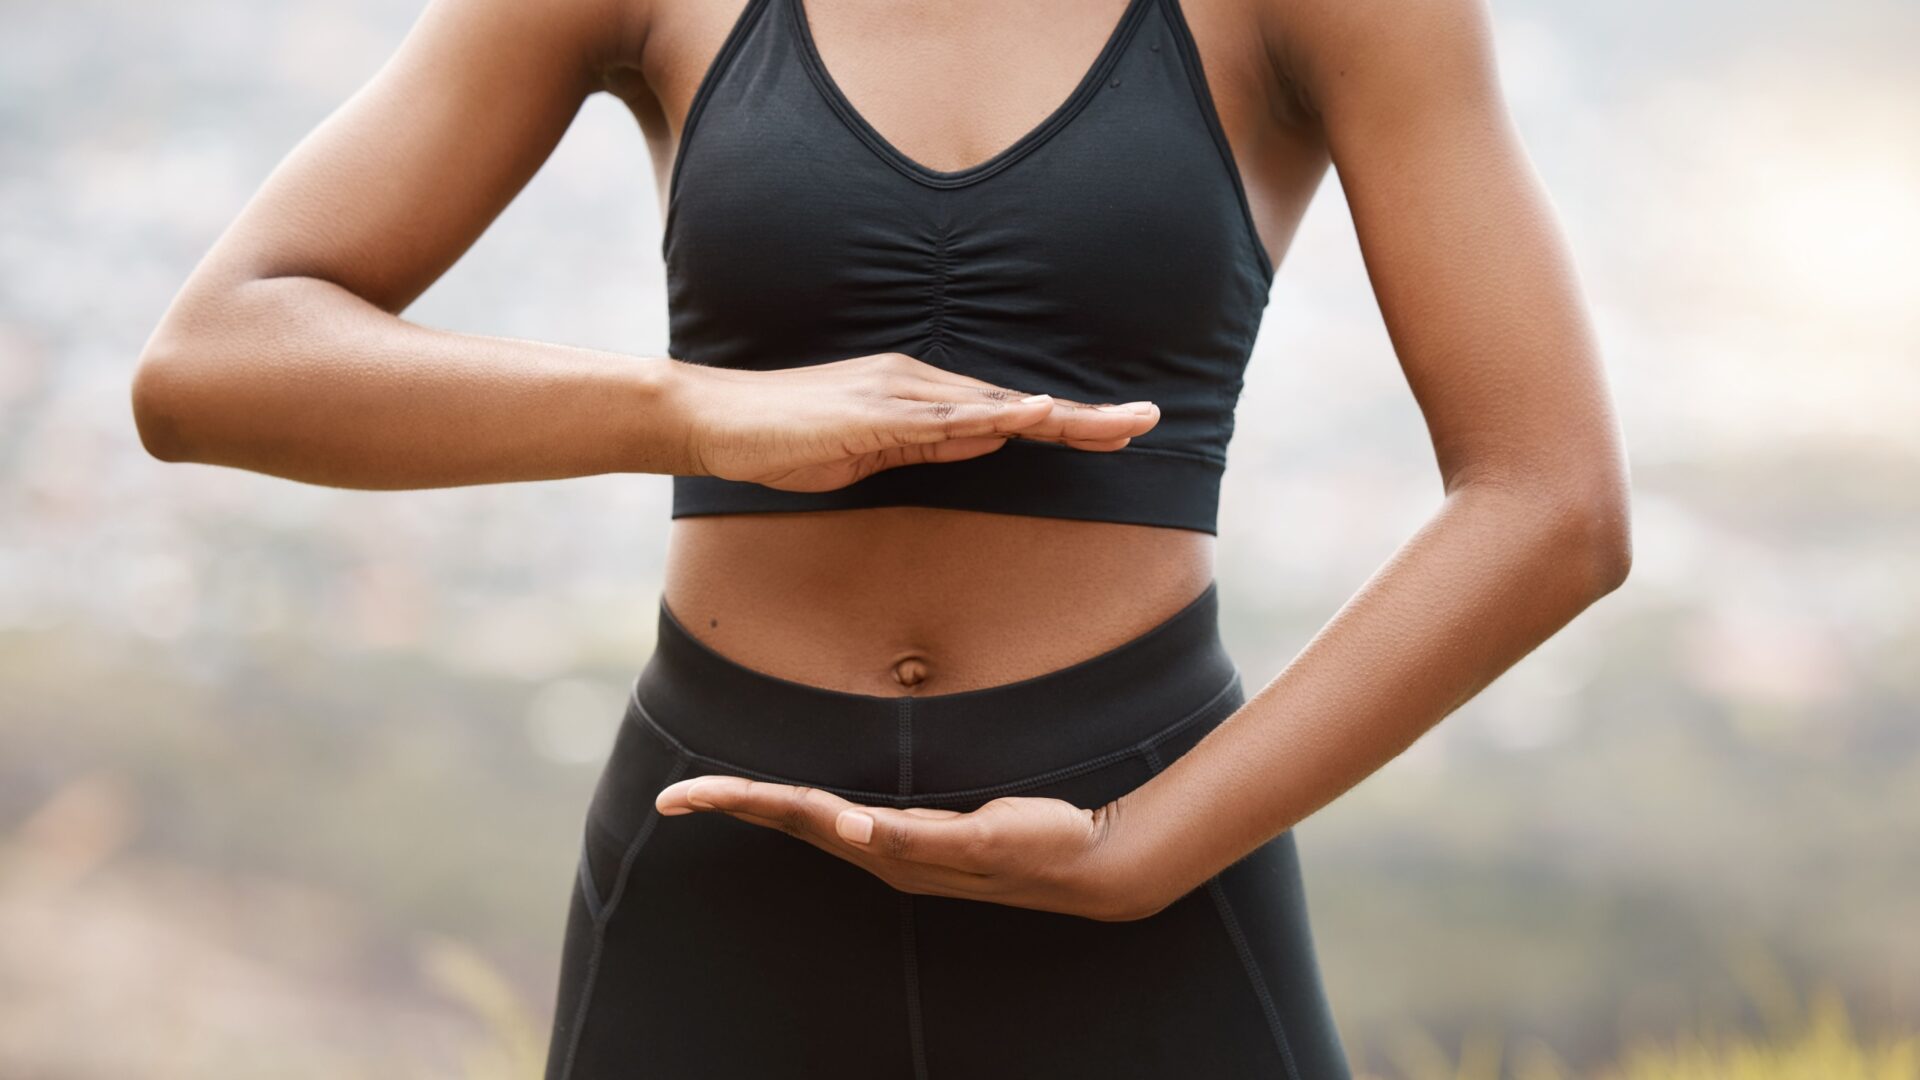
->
xmin=664 ymin=0 xmax=1273 ymax=535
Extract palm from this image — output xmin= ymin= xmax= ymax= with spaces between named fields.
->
xmin=652 ymin=775 xmax=1151 ymax=921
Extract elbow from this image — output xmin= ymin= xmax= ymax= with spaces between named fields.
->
xmin=130 ymin=303 xmax=232 ymax=465
xmin=1461 ymin=463 xmax=1633 ymax=602
xmin=131 ymin=272 xmax=331 ymax=467
xmin=129 ymin=343 xmax=197 ymax=464
xmin=130 ymin=285 xmax=245 ymax=464
xmin=1555 ymin=473 xmax=1633 ymax=601
xmin=1576 ymin=494 xmax=1633 ymax=598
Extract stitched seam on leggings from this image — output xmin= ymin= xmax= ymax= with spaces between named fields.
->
xmin=576 ymin=838 xmax=603 ymax=923
xmin=1142 ymin=743 xmax=1301 ymax=1080
xmin=556 ymin=751 xmax=692 ymax=1080
xmin=1204 ymin=879 xmax=1303 ymax=1080
xmin=898 ymin=697 xmax=932 ymax=1080
xmin=627 ymin=674 xmax=1239 ymax=807
xmin=897 ymin=697 xmax=914 ymax=798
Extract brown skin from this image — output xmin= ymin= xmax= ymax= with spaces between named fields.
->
xmin=131 ymin=0 xmax=1631 ymax=921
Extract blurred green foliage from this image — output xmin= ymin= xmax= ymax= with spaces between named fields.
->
xmin=4 ymin=0 xmax=1917 ymax=1074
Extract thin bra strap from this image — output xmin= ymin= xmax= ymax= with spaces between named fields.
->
xmin=1157 ymin=0 xmax=1275 ymax=281
xmin=666 ymin=0 xmax=776 ymax=205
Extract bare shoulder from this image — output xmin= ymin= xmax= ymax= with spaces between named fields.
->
xmin=1246 ymin=0 xmax=1502 ymax=127
xmin=413 ymin=0 xmax=654 ymax=94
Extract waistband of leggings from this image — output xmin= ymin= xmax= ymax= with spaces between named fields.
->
xmin=628 ymin=578 xmax=1240 ymax=798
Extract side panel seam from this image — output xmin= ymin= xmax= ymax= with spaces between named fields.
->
xmin=900 ymin=893 xmax=932 ymax=1080
xmin=1141 ymin=743 xmax=1300 ymax=1080
xmin=555 ymin=750 xmax=693 ymax=1080
xmin=576 ymin=838 xmax=603 ymax=923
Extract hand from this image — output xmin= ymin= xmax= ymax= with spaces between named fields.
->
xmin=654 ymin=775 xmax=1176 ymax=922
xmin=673 ymin=352 xmax=1161 ymax=493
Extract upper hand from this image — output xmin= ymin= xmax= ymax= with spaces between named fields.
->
xmin=673 ymin=351 xmax=1161 ymax=493
xmin=653 ymin=774 xmax=1177 ymax=921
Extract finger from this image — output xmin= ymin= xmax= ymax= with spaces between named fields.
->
xmin=893 ymin=365 xmax=1105 ymax=415
xmin=720 ymin=807 xmax=861 ymax=853
xmin=1014 ymin=433 xmax=1135 ymax=452
xmin=888 ymin=394 xmax=1160 ymax=447
xmin=1004 ymin=396 xmax=1151 ymax=448
xmin=882 ymin=393 xmax=1060 ymax=444
xmin=660 ymin=784 xmax=1004 ymax=897
xmin=702 ymin=810 xmax=1010 ymax=904
xmin=888 ymin=373 xmax=1143 ymax=423
xmin=900 ymin=387 xmax=1162 ymax=443
xmin=871 ymin=420 xmax=1131 ymax=460
xmin=656 ymin=774 xmax=741 ymax=816
xmin=836 ymin=805 xmax=1004 ymax=874
xmin=705 ymin=803 xmax=1004 ymax=893
xmin=659 ymin=779 xmax=873 ymax=863
xmin=1031 ymin=400 xmax=1161 ymax=443
xmin=865 ymin=429 xmax=1129 ymax=470
xmin=655 ymin=776 xmax=853 ymax=839
xmin=888 ymin=378 xmax=1148 ymax=422
xmin=664 ymin=777 xmax=997 ymax=883
xmin=657 ymin=778 xmax=1034 ymax=903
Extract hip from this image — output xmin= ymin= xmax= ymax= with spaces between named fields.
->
xmin=546 ymin=575 xmax=1352 ymax=1079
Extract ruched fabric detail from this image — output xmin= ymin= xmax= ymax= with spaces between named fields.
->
xmin=662 ymin=0 xmax=1273 ymax=535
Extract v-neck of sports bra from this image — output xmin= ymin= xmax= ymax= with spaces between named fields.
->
xmin=785 ymin=0 xmax=1154 ymax=189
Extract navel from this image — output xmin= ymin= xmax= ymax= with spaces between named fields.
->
xmin=891 ymin=654 xmax=930 ymax=689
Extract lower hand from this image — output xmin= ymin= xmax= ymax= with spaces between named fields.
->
xmin=654 ymin=775 xmax=1176 ymax=921
xmin=672 ymin=352 xmax=1161 ymax=493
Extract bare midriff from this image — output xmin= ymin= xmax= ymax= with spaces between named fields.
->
xmin=663 ymin=508 xmax=1216 ymax=698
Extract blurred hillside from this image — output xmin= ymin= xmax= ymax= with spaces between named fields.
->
xmin=3 ymin=0 xmax=1917 ymax=1075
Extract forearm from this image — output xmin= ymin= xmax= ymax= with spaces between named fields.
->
xmin=1113 ymin=479 xmax=1630 ymax=909
xmin=131 ymin=273 xmax=703 ymax=488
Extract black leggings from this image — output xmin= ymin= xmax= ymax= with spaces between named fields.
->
xmin=544 ymin=580 xmax=1351 ymax=1079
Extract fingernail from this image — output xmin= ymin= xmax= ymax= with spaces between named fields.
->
xmin=1021 ymin=393 xmax=1052 ymax=404
xmin=1125 ymin=401 xmax=1156 ymax=414
xmin=685 ymin=782 xmax=714 ymax=809
xmin=836 ymin=810 xmax=874 ymax=844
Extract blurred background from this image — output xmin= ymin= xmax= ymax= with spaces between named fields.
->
xmin=3 ymin=0 xmax=1916 ymax=1076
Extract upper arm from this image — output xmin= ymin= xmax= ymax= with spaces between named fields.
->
xmin=1272 ymin=0 xmax=1626 ymax=508
xmin=177 ymin=0 xmax=641 ymax=315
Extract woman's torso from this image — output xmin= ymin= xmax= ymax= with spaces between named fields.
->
xmin=610 ymin=0 xmax=1329 ymax=696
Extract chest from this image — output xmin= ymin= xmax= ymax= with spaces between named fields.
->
xmin=653 ymin=0 xmax=1273 ymax=372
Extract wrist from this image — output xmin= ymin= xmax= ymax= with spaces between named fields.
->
xmin=1076 ymin=785 xmax=1187 ymax=921
xmin=625 ymin=355 xmax=714 ymax=476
